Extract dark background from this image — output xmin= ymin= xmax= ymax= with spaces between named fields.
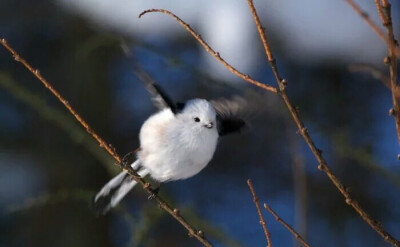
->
xmin=0 ymin=1 xmax=399 ymax=247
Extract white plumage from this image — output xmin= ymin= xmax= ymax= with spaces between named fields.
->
xmin=139 ymin=99 xmax=218 ymax=181
xmin=93 ymin=71 xmax=247 ymax=214
xmin=94 ymin=99 xmax=221 ymax=214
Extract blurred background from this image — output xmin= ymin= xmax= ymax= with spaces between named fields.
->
xmin=0 ymin=0 xmax=399 ymax=246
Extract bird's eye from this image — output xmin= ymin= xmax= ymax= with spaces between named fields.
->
xmin=194 ymin=117 xmax=200 ymax=122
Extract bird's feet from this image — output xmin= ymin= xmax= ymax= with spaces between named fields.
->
xmin=121 ymin=151 xmax=136 ymax=169
xmin=148 ymin=185 xmax=161 ymax=200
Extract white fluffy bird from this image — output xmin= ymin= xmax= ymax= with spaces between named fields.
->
xmin=93 ymin=77 xmax=247 ymax=214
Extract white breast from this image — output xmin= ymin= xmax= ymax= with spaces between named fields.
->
xmin=138 ymin=109 xmax=218 ymax=182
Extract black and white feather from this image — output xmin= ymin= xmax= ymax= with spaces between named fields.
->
xmin=93 ymin=45 xmax=252 ymax=214
xmin=211 ymin=96 xmax=249 ymax=136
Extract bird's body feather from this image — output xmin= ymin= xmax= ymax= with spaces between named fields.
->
xmin=139 ymin=102 xmax=218 ymax=182
xmin=93 ymin=74 xmax=247 ymax=214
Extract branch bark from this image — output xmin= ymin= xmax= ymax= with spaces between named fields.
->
xmin=137 ymin=4 xmax=400 ymax=246
xmin=264 ymin=203 xmax=312 ymax=247
xmin=376 ymin=0 xmax=400 ymax=150
xmin=344 ymin=0 xmax=400 ymax=58
xmin=246 ymin=1 xmax=400 ymax=245
xmin=139 ymin=9 xmax=278 ymax=94
xmin=247 ymin=179 xmax=273 ymax=247
xmin=0 ymin=38 xmax=213 ymax=247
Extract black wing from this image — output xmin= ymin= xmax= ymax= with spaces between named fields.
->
xmin=121 ymin=42 xmax=182 ymax=114
xmin=142 ymin=78 xmax=179 ymax=113
xmin=211 ymin=97 xmax=248 ymax=136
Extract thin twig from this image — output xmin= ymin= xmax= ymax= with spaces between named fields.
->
xmin=377 ymin=0 xmax=400 ymax=149
xmin=344 ymin=0 xmax=400 ymax=58
xmin=263 ymin=203 xmax=312 ymax=247
xmin=0 ymin=38 xmax=213 ymax=247
xmin=247 ymin=179 xmax=273 ymax=247
xmin=348 ymin=64 xmax=391 ymax=90
xmin=374 ymin=0 xmax=388 ymax=26
xmin=137 ymin=5 xmax=400 ymax=246
xmin=348 ymin=63 xmax=400 ymax=98
xmin=0 ymin=72 xmax=116 ymax=174
xmin=0 ymin=39 xmax=121 ymax=163
xmin=246 ymin=1 xmax=400 ymax=245
xmin=138 ymin=9 xmax=278 ymax=94
xmin=246 ymin=0 xmax=282 ymax=85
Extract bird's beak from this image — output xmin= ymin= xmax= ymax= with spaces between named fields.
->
xmin=204 ymin=122 xmax=213 ymax=129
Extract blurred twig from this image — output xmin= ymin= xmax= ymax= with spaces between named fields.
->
xmin=334 ymin=133 xmax=400 ymax=190
xmin=247 ymin=179 xmax=273 ymax=247
xmin=263 ymin=203 xmax=312 ymax=247
xmin=344 ymin=0 xmax=400 ymax=58
xmin=132 ymin=204 xmax=165 ymax=247
xmin=348 ymin=64 xmax=392 ymax=91
xmin=7 ymin=188 xmax=140 ymax=247
xmin=0 ymin=72 xmax=117 ymax=174
xmin=0 ymin=38 xmax=213 ymax=247
xmin=7 ymin=189 xmax=93 ymax=214
xmin=138 ymin=3 xmax=400 ymax=246
xmin=286 ymin=128 xmax=308 ymax=247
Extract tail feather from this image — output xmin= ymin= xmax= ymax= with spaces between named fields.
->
xmin=92 ymin=160 xmax=149 ymax=215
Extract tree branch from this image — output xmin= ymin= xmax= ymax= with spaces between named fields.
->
xmin=263 ymin=203 xmax=312 ymax=247
xmin=344 ymin=0 xmax=400 ymax=58
xmin=247 ymin=179 xmax=273 ymax=247
xmin=138 ymin=9 xmax=278 ymax=94
xmin=135 ymin=4 xmax=400 ymax=246
xmin=0 ymin=38 xmax=213 ymax=247
xmin=376 ymin=0 xmax=400 ymax=151
xmin=246 ymin=1 xmax=400 ymax=245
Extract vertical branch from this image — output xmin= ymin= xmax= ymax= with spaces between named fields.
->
xmin=245 ymin=0 xmax=400 ymax=246
xmin=246 ymin=0 xmax=283 ymax=87
xmin=0 ymin=38 xmax=213 ymax=247
xmin=264 ymin=203 xmax=312 ymax=247
xmin=107 ymin=6 xmax=400 ymax=246
xmin=247 ymin=179 xmax=273 ymax=247
xmin=379 ymin=0 xmax=400 ymax=149
xmin=344 ymin=0 xmax=400 ymax=58
xmin=374 ymin=0 xmax=387 ymax=24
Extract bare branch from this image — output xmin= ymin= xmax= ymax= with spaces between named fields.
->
xmin=348 ymin=64 xmax=391 ymax=90
xmin=0 ymin=38 xmax=213 ymax=247
xmin=377 ymin=0 xmax=400 ymax=150
xmin=263 ymin=203 xmax=312 ymax=247
xmin=247 ymin=179 xmax=273 ymax=247
xmin=344 ymin=0 xmax=400 ymax=58
xmin=246 ymin=0 xmax=283 ymax=85
xmin=244 ymin=1 xmax=400 ymax=245
xmin=138 ymin=9 xmax=278 ymax=94
xmin=374 ymin=0 xmax=387 ymax=25
xmin=136 ymin=4 xmax=400 ymax=245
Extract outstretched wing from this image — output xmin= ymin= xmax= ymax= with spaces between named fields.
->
xmin=142 ymin=78 xmax=179 ymax=113
xmin=211 ymin=96 xmax=249 ymax=136
xmin=134 ymin=67 xmax=182 ymax=114
xmin=120 ymin=42 xmax=182 ymax=114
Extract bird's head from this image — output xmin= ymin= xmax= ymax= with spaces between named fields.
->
xmin=178 ymin=99 xmax=217 ymax=132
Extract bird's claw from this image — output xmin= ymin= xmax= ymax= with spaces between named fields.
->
xmin=148 ymin=186 xmax=160 ymax=200
xmin=121 ymin=151 xmax=135 ymax=168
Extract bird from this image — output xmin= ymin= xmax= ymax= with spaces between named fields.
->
xmin=93 ymin=75 xmax=248 ymax=215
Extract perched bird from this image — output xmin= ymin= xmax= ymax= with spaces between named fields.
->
xmin=93 ymin=77 xmax=247 ymax=214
